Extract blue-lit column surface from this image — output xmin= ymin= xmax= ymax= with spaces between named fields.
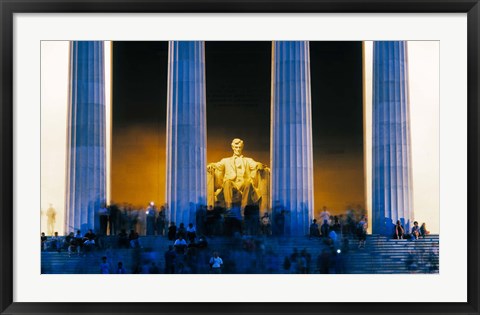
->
xmin=271 ymin=41 xmax=314 ymax=236
xmin=65 ymin=41 xmax=106 ymax=234
xmin=372 ymin=41 xmax=414 ymax=236
xmin=166 ymin=41 xmax=207 ymax=227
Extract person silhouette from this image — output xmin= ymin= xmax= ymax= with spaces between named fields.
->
xmin=46 ymin=204 xmax=56 ymax=236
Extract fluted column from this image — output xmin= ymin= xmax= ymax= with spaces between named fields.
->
xmin=271 ymin=41 xmax=314 ymax=236
xmin=372 ymin=41 xmax=414 ymax=235
xmin=166 ymin=41 xmax=207 ymax=227
xmin=65 ymin=41 xmax=106 ymax=234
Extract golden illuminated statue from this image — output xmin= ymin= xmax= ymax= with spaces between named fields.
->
xmin=207 ymin=138 xmax=270 ymax=212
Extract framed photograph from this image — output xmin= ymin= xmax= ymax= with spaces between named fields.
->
xmin=1 ymin=0 xmax=478 ymax=314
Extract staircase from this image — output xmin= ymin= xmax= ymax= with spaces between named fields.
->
xmin=344 ymin=235 xmax=439 ymax=274
xmin=41 ymin=234 xmax=439 ymax=274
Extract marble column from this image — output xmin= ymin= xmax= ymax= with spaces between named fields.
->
xmin=65 ymin=41 xmax=106 ymax=234
xmin=271 ymin=41 xmax=314 ymax=236
xmin=166 ymin=41 xmax=207 ymax=227
xmin=372 ymin=41 xmax=414 ymax=236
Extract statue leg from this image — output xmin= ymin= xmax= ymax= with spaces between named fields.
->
xmin=241 ymin=181 xmax=260 ymax=210
xmin=223 ymin=180 xmax=235 ymax=209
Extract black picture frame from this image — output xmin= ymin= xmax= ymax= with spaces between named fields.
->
xmin=1 ymin=1 xmax=479 ymax=314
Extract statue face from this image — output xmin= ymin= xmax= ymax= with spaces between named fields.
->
xmin=232 ymin=142 xmax=243 ymax=156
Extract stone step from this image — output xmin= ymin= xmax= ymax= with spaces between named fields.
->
xmin=42 ymin=234 xmax=439 ymax=274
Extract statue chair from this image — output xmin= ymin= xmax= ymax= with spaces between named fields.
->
xmin=207 ymin=166 xmax=270 ymax=214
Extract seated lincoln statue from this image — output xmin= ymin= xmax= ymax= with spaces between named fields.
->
xmin=207 ymin=138 xmax=270 ymax=212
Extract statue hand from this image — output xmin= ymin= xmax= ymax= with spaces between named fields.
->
xmin=257 ymin=164 xmax=265 ymax=171
xmin=207 ymin=164 xmax=215 ymax=172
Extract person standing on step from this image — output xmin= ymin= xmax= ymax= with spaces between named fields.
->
xmin=156 ymin=206 xmax=166 ymax=236
xmin=109 ymin=202 xmax=120 ymax=236
xmin=98 ymin=203 xmax=109 ymax=236
xmin=168 ymin=222 xmax=177 ymax=241
xmin=209 ymin=251 xmax=223 ymax=274
xmin=309 ymin=219 xmax=320 ymax=238
xmin=41 ymin=232 xmax=47 ymax=251
xmin=49 ymin=232 xmax=61 ymax=252
xmin=100 ymin=256 xmax=110 ymax=274
xmin=146 ymin=202 xmax=156 ymax=236
xmin=357 ymin=216 xmax=367 ymax=248
xmin=260 ymin=212 xmax=272 ymax=236
xmin=164 ymin=245 xmax=177 ymax=274
xmin=321 ymin=220 xmax=330 ymax=238
xmin=116 ymin=261 xmax=126 ymax=274
xmin=411 ymin=221 xmax=420 ymax=240
xmin=186 ymin=223 xmax=196 ymax=243
xmin=394 ymin=220 xmax=405 ymax=239
xmin=129 ymin=229 xmax=140 ymax=248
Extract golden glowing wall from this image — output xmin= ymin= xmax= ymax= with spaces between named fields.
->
xmin=111 ymin=126 xmax=166 ymax=208
xmin=313 ymin=154 xmax=365 ymax=217
xmin=110 ymin=42 xmax=168 ymax=209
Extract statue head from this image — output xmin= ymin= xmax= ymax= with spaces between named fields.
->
xmin=231 ymin=138 xmax=244 ymax=156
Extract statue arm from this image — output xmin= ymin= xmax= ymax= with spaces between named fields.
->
xmin=207 ymin=160 xmax=225 ymax=194
xmin=248 ymin=159 xmax=266 ymax=172
xmin=207 ymin=160 xmax=225 ymax=173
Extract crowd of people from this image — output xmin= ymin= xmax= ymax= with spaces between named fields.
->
xmin=307 ymin=207 xmax=368 ymax=249
xmin=94 ymin=202 xmax=168 ymax=237
xmin=42 ymin=229 xmax=100 ymax=254
xmin=41 ymin=203 xmax=435 ymax=274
